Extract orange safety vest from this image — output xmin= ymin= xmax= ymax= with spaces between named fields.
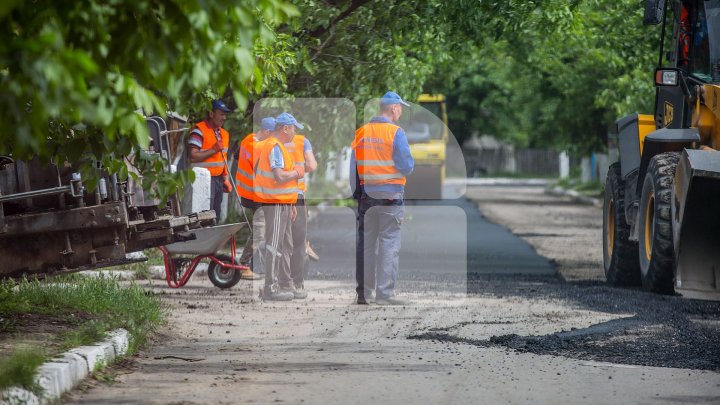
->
xmin=190 ymin=121 xmax=229 ymax=176
xmin=351 ymin=122 xmax=406 ymax=186
xmin=252 ymin=137 xmax=298 ymax=204
xmin=284 ymin=135 xmax=307 ymax=193
xmin=235 ymin=133 xmax=257 ymax=201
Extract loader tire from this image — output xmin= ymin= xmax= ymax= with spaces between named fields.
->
xmin=637 ymin=152 xmax=679 ymax=294
xmin=603 ymin=162 xmax=641 ymax=286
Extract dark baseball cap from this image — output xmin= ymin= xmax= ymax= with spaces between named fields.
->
xmin=211 ymin=99 xmax=232 ymax=113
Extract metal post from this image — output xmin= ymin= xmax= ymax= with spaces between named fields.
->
xmin=0 ymin=185 xmax=5 ymax=234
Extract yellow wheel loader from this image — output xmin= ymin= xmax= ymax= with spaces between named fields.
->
xmin=604 ymin=0 xmax=720 ymax=297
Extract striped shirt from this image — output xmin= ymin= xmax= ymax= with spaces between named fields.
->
xmin=187 ymin=121 xmax=221 ymax=149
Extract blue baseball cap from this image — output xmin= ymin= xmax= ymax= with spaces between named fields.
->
xmin=211 ymin=99 xmax=232 ymax=113
xmin=275 ymin=112 xmax=304 ymax=129
xmin=380 ymin=91 xmax=410 ymax=106
xmin=260 ymin=117 xmax=276 ymax=131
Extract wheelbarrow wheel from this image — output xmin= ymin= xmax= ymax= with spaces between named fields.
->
xmin=207 ymin=255 xmax=243 ymax=289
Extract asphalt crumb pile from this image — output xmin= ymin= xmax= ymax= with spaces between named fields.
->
xmin=410 ymin=275 xmax=720 ymax=371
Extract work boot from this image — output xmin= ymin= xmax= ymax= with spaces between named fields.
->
xmin=281 ymin=286 xmax=308 ymax=300
xmin=240 ymin=268 xmax=262 ymax=280
xmin=356 ymin=294 xmax=369 ymax=305
xmin=262 ymin=287 xmax=294 ymax=301
xmin=374 ymin=296 xmax=408 ymax=306
xmin=306 ymin=241 xmax=320 ymax=261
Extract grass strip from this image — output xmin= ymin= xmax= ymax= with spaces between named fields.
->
xmin=0 ymin=275 xmax=164 ymax=393
xmin=0 ymin=349 xmax=45 ymax=394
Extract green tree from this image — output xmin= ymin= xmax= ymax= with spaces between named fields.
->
xmin=0 ymin=0 xmax=297 ymax=194
xmin=243 ymin=0 xmax=574 ymax=167
xmin=435 ymin=0 xmax=660 ymax=155
xmin=2 ymin=0 xmax=656 ymax=192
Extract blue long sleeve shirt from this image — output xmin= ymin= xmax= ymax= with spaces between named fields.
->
xmin=350 ymin=116 xmax=414 ymax=199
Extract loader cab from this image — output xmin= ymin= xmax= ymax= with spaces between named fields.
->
xmin=686 ymin=0 xmax=720 ymax=84
xmin=650 ymin=0 xmax=720 ymax=129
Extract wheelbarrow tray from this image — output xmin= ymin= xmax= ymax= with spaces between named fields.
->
xmin=164 ymin=223 xmax=246 ymax=255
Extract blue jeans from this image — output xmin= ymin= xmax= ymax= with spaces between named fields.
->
xmin=210 ymin=175 xmax=224 ymax=221
xmin=356 ymin=193 xmax=404 ymax=299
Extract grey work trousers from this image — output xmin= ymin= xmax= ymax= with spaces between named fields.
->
xmin=239 ymin=207 xmax=265 ymax=266
xmin=261 ymin=204 xmax=293 ymax=291
xmin=356 ymin=193 xmax=404 ymax=299
xmin=290 ymin=197 xmax=307 ymax=288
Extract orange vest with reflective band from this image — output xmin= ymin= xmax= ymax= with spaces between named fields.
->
xmin=191 ymin=121 xmax=229 ymax=176
xmin=351 ymin=122 xmax=406 ymax=186
xmin=284 ymin=135 xmax=306 ymax=193
xmin=235 ymin=133 xmax=256 ymax=201
xmin=252 ymin=138 xmax=298 ymax=204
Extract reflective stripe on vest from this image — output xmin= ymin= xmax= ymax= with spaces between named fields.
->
xmin=235 ymin=133 xmax=256 ymax=201
xmin=190 ymin=120 xmax=229 ymax=176
xmin=252 ymin=138 xmax=298 ymax=204
xmin=285 ymin=135 xmax=307 ymax=192
xmin=351 ymin=122 xmax=406 ymax=187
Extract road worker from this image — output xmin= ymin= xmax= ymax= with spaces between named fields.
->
xmin=351 ymin=91 xmax=414 ymax=305
xmin=187 ymin=99 xmax=233 ymax=220
xmin=254 ymin=112 xmax=305 ymax=301
xmin=235 ymin=117 xmax=277 ymax=280
xmin=283 ymin=126 xmax=318 ymax=292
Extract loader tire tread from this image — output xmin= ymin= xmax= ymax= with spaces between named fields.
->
xmin=603 ymin=162 xmax=641 ymax=286
xmin=638 ymin=152 xmax=679 ymax=295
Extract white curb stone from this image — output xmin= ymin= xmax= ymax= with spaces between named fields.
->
xmin=1 ymin=387 xmax=40 ymax=405
xmin=149 ymin=265 xmax=166 ymax=280
xmin=0 ymin=328 xmax=129 ymax=405
xmin=149 ymin=263 xmax=208 ymax=280
xmin=107 ymin=329 xmax=130 ymax=356
xmin=457 ymin=177 xmax=551 ymax=187
xmin=546 ymin=186 xmax=601 ymax=207
xmin=79 ymin=270 xmax=136 ymax=280
xmin=69 ymin=343 xmax=114 ymax=372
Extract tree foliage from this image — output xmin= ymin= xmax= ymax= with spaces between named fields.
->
xmin=0 ymin=0 xmax=296 ymax=192
xmin=433 ymin=0 xmax=661 ymax=154
xmin=1 ymin=0 xmax=664 ymax=196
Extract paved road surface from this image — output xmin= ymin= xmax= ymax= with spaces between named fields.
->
xmin=307 ymin=183 xmax=554 ymax=288
xmin=65 ymin=182 xmax=720 ymax=404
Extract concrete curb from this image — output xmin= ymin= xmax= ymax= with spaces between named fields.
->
xmin=0 ymin=329 xmax=129 ymax=405
xmin=450 ymin=178 xmax=552 ymax=187
xmin=79 ymin=270 xmax=137 ymax=281
xmin=148 ymin=263 xmax=208 ymax=280
xmin=546 ymin=186 xmax=602 ymax=207
xmin=79 ymin=263 xmax=209 ymax=281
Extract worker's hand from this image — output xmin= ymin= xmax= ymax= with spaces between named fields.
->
xmin=291 ymin=205 xmax=297 ymax=222
xmin=223 ymin=178 xmax=232 ymax=193
xmin=294 ymin=166 xmax=305 ymax=179
xmin=211 ymin=141 xmax=224 ymax=153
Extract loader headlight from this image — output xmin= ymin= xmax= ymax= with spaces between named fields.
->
xmin=655 ymin=68 xmax=679 ymax=86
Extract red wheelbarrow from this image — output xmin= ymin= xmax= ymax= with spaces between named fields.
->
xmin=157 ymin=223 xmax=253 ymax=289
